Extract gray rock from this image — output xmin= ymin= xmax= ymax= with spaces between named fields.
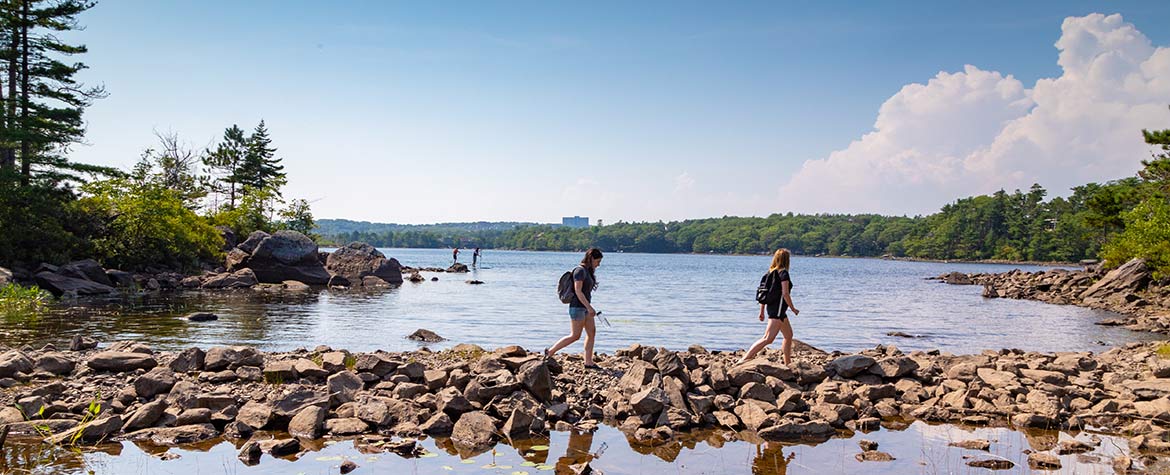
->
xmin=200 ymin=269 xmax=258 ymax=289
xmin=237 ymin=402 xmax=273 ymax=430
xmin=123 ymin=400 xmax=168 ymax=432
xmin=420 ymin=412 xmax=454 ymax=435
xmin=135 ymin=368 xmax=177 ymax=398
xmin=327 ymin=371 xmax=363 ymax=405
xmin=518 ymin=360 xmax=553 ymax=403
xmin=325 ymin=242 xmax=404 ymax=286
xmin=827 ymin=355 xmax=877 ymax=378
xmin=124 ymin=424 xmax=219 ymax=445
xmin=168 ymin=348 xmax=205 ymax=373
xmin=34 ymin=271 xmax=115 ymax=296
xmin=185 ymin=312 xmax=218 ymax=322
xmin=46 ymin=415 xmax=123 ymax=444
xmin=273 ymin=389 xmax=328 ymax=418
xmin=244 ymin=231 xmax=330 ymax=285
xmin=0 ymin=350 xmax=34 ymax=378
xmin=1080 ymin=258 xmax=1150 ymax=302
xmin=87 ymin=351 xmax=157 ymax=372
xmin=59 ymin=259 xmax=114 ymax=286
xmin=407 ymin=328 xmax=445 ymax=342
xmin=69 ymin=335 xmax=99 ymax=351
xmin=204 ymin=346 xmax=263 ymax=371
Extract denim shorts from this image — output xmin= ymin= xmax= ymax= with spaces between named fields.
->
xmin=568 ymin=307 xmax=589 ymax=321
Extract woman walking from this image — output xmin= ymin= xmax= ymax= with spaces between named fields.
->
xmin=738 ymin=249 xmax=799 ymax=365
xmin=546 ymin=248 xmax=604 ymax=369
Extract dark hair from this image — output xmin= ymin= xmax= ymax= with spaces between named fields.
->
xmin=580 ymin=248 xmax=603 ymax=290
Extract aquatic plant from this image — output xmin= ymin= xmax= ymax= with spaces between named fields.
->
xmin=0 ymin=283 xmax=52 ymax=314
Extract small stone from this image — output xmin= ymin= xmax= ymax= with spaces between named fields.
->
xmin=855 ymin=451 xmax=895 ymax=462
xmin=185 ymin=312 xmax=218 ymax=322
xmin=1028 ymin=452 xmax=1062 ymax=469
xmin=859 ymin=439 xmax=878 ymax=451
xmin=949 ymin=439 xmax=991 ymax=451
xmin=340 ymin=460 xmax=358 ymax=474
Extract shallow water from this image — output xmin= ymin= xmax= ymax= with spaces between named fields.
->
xmin=0 ymin=250 xmax=1155 ymax=353
xmin=2 ymin=421 xmax=1144 ymax=475
xmin=0 ymin=250 xmax=1152 ymax=354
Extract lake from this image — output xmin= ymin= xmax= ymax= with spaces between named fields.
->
xmin=1 ymin=249 xmax=1151 ymax=355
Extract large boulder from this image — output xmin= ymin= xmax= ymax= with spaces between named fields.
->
xmin=247 ymin=231 xmax=330 ymax=284
xmin=0 ymin=351 xmax=34 ymax=378
xmin=1080 ymin=258 xmax=1151 ymax=303
xmin=201 ymin=269 xmax=258 ymax=289
xmin=58 ymin=259 xmax=113 ymax=287
xmin=34 ymin=271 xmax=115 ymax=297
xmin=325 ymin=242 xmax=403 ymax=286
xmin=87 ymin=351 xmax=157 ymax=372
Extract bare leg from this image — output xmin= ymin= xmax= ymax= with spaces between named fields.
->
xmin=777 ymin=318 xmax=794 ymax=366
xmin=548 ymin=319 xmax=585 ymax=356
xmin=738 ymin=319 xmax=782 ymax=364
xmin=583 ymin=315 xmax=596 ymax=366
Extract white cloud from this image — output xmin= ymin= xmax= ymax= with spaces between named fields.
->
xmin=777 ymin=13 xmax=1170 ymax=215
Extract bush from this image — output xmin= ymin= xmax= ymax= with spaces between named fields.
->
xmin=1102 ymin=198 xmax=1170 ymax=278
xmin=77 ymin=178 xmax=223 ymax=271
xmin=0 ymin=184 xmax=91 ymax=267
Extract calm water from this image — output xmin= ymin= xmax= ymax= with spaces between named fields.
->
xmin=1 ymin=249 xmax=1152 ymax=354
xmin=5 ymin=422 xmax=1142 ymax=475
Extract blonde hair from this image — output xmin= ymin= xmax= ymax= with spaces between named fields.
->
xmin=769 ymin=248 xmax=791 ymax=272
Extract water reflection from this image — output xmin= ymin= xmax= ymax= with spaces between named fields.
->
xmin=1 ymin=420 xmax=1153 ymax=475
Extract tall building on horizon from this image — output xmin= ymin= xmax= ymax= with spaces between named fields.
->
xmin=562 ymin=216 xmax=589 ymax=228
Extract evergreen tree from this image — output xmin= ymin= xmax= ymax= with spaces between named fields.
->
xmin=0 ymin=0 xmax=109 ymax=187
xmin=239 ymin=119 xmax=285 ymax=194
xmin=204 ymin=124 xmax=248 ymax=209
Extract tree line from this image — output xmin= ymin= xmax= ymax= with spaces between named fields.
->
xmin=0 ymin=2 xmax=314 ymax=271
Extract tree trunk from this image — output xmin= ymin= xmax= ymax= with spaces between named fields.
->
xmin=2 ymin=4 xmax=16 ymax=174
xmin=18 ymin=0 xmax=27 ymax=186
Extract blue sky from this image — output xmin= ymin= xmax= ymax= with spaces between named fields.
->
xmin=70 ymin=1 xmax=1170 ymax=223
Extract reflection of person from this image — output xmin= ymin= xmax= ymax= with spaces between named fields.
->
xmin=545 ymin=248 xmax=603 ymax=369
xmin=554 ymin=430 xmax=595 ymax=474
xmin=739 ymin=249 xmax=800 ymax=366
xmin=752 ymin=442 xmax=794 ymax=475
xmin=452 ymin=247 xmax=459 ymax=265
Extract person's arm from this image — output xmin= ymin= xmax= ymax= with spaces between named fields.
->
xmin=573 ymin=279 xmax=596 ymax=316
xmin=758 ymin=303 xmax=765 ymax=321
xmin=782 ymin=281 xmax=799 ymax=315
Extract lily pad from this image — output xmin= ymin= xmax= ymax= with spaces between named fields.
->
xmin=419 ymin=452 xmax=439 ymax=458
xmin=315 ymin=455 xmax=343 ymax=461
xmin=536 ymin=465 xmax=555 ymax=471
xmin=521 ymin=461 xmax=538 ymax=467
xmin=529 ymin=445 xmax=550 ymax=451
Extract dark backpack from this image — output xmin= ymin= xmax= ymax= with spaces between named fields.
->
xmin=557 ymin=267 xmax=580 ymax=304
xmin=756 ymin=270 xmax=783 ymax=305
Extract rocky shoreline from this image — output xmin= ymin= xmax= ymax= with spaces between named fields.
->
xmin=937 ymin=258 xmax=1170 ymax=335
xmin=1 ymin=337 xmax=1169 ymax=470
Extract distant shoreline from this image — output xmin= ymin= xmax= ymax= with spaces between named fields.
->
xmin=349 ymin=245 xmax=1081 ymax=268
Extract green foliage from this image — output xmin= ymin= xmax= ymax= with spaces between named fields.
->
xmin=207 ymin=185 xmax=279 ymax=237
xmin=0 ymin=183 xmax=91 ymax=265
xmin=77 ymin=177 xmax=223 ymax=271
xmin=0 ymin=283 xmax=52 ymax=313
xmin=279 ymin=198 xmax=315 ymax=237
xmin=1101 ymin=199 xmax=1170 ymax=276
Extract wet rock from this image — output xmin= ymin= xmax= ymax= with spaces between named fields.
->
xmin=966 ymin=457 xmax=1014 ymax=470
xmin=859 ymin=439 xmax=878 ymax=451
xmin=451 ymin=411 xmax=497 ymax=450
xmin=941 ymin=272 xmax=973 ymax=285
xmin=758 ymin=420 xmax=835 ymax=441
xmin=356 ymin=400 xmax=392 ymax=427
xmin=502 ymin=407 xmax=535 ymax=436
xmin=46 ymin=415 xmax=123 ymax=444
xmin=238 ymin=440 xmax=262 ymax=466
xmin=267 ymin=438 xmax=301 ymax=457
xmin=273 ymin=388 xmax=329 ymax=418
xmin=341 ymin=460 xmax=358 ymax=474
xmin=288 ymin=405 xmax=326 ymax=438
xmin=69 ymin=335 xmax=99 ymax=351
xmin=185 ymin=312 xmax=218 ymax=322
xmin=407 ymin=329 xmax=445 ymax=343
xmin=201 ymin=268 xmax=258 ymax=289
xmin=949 ymin=439 xmax=991 ymax=451
xmin=630 ymin=387 xmax=667 ymax=415
xmin=87 ymin=351 xmax=157 ymax=372
xmin=733 ymin=402 xmax=771 ymax=432
xmin=134 ymin=367 xmax=177 ymax=398
xmin=1028 ymin=452 xmax=1062 ymax=469
xmin=327 ymin=275 xmax=351 ymax=287
xmin=35 ymin=271 xmax=115 ymax=296
xmin=176 ymin=408 xmax=212 ymax=426
xmin=447 ymin=263 xmax=469 ymax=273
xmin=856 ymin=451 xmax=895 ymax=462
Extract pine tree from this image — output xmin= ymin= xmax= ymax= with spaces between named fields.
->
xmin=238 ymin=119 xmax=285 ymax=194
xmin=203 ymin=124 xmax=250 ymax=209
xmin=0 ymin=0 xmax=109 ymax=187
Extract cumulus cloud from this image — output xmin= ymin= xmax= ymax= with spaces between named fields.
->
xmin=674 ymin=171 xmax=696 ymax=192
xmin=777 ymin=13 xmax=1170 ymax=215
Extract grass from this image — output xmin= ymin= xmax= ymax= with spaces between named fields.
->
xmin=0 ymin=283 xmax=52 ymax=314
xmin=344 ymin=355 xmax=357 ymax=371
xmin=263 ymin=373 xmax=285 ymax=385
xmin=310 ymin=354 xmax=324 ymax=367
xmin=1156 ymin=344 xmax=1170 ymax=358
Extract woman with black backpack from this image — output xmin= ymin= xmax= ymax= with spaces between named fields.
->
xmin=545 ymin=248 xmax=603 ymax=369
xmin=738 ymin=248 xmax=800 ymax=365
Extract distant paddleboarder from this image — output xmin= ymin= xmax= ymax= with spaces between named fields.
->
xmin=473 ymin=247 xmax=481 ymax=267
xmin=452 ymin=247 xmax=460 ymax=265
